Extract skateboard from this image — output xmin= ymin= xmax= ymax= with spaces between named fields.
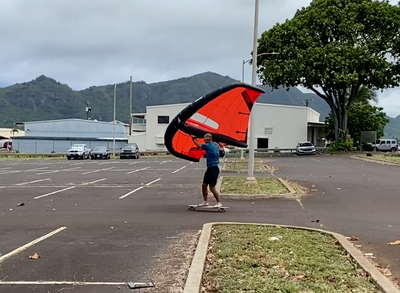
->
xmin=188 ymin=205 xmax=228 ymax=213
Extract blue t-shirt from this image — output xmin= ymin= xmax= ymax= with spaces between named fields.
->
xmin=201 ymin=142 xmax=220 ymax=167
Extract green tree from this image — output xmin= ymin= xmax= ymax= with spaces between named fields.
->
xmin=324 ymin=102 xmax=389 ymax=144
xmin=256 ymin=0 xmax=400 ymax=142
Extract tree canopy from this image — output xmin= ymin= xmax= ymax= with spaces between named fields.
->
xmin=256 ymin=0 xmax=400 ymax=142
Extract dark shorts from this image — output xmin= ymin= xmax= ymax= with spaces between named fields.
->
xmin=203 ymin=166 xmax=220 ymax=186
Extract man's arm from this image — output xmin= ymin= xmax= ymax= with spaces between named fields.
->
xmin=192 ymin=136 xmax=202 ymax=148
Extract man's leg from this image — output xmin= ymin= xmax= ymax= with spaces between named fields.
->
xmin=198 ymin=171 xmax=210 ymax=206
xmin=202 ymin=183 xmax=208 ymax=201
xmin=209 ymin=166 xmax=221 ymax=206
xmin=209 ymin=185 xmax=220 ymax=202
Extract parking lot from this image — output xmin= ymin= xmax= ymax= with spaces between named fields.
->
xmin=0 ymin=157 xmax=311 ymax=293
xmin=2 ymin=154 xmax=400 ymax=291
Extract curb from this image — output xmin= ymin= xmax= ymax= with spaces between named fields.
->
xmin=217 ymin=176 xmax=295 ymax=199
xmin=351 ymin=155 xmax=400 ymax=166
xmin=183 ymin=222 xmax=400 ymax=293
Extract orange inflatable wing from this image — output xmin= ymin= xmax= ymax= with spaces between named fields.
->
xmin=164 ymin=82 xmax=265 ymax=162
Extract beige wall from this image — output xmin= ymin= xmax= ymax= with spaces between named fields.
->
xmin=0 ymin=128 xmax=25 ymax=139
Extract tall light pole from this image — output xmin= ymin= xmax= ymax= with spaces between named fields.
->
xmin=113 ymin=84 xmax=116 ymax=157
xmin=129 ymin=76 xmax=132 ymax=135
xmin=242 ymin=52 xmax=278 ymax=83
xmin=246 ymin=0 xmax=260 ymax=183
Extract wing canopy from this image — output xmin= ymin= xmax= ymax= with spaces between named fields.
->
xmin=164 ymin=82 xmax=265 ymax=162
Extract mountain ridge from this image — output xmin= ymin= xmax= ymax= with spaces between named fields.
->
xmin=0 ymin=72 xmax=398 ymax=138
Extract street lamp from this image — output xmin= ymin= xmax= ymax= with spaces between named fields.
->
xmin=246 ymin=0 xmax=280 ymax=182
xmin=113 ymin=84 xmax=116 ymax=157
xmin=242 ymin=52 xmax=278 ymax=82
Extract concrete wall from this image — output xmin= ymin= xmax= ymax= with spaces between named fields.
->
xmin=251 ymin=104 xmax=309 ymax=149
xmin=128 ymin=132 xmax=146 ymax=150
xmin=145 ymin=103 xmax=190 ymax=150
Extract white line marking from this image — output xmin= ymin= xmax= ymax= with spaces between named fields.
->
xmin=71 ymin=162 xmax=85 ymax=165
xmin=16 ymin=178 xmax=51 ymax=186
xmin=119 ymin=186 xmax=144 ymax=199
xmin=30 ymin=167 xmax=49 ymax=171
xmin=36 ymin=167 xmax=81 ymax=175
xmin=0 ymin=281 xmax=126 ymax=286
xmin=86 ymin=178 xmax=107 ymax=184
xmin=36 ymin=170 xmax=60 ymax=175
xmin=0 ymin=227 xmax=66 ymax=264
xmin=81 ymin=167 xmax=115 ymax=175
xmin=146 ymin=178 xmax=161 ymax=186
xmin=172 ymin=166 xmax=186 ymax=173
xmin=126 ymin=166 xmax=150 ymax=174
xmin=128 ymin=162 xmax=138 ymax=165
xmin=34 ymin=186 xmax=75 ymax=199
xmin=0 ymin=170 xmax=22 ymax=175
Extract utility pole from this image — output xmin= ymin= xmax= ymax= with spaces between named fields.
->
xmin=113 ymin=84 xmax=116 ymax=157
xmin=129 ymin=76 xmax=132 ymax=136
xmin=246 ymin=0 xmax=259 ymax=184
xmin=85 ymin=102 xmax=92 ymax=120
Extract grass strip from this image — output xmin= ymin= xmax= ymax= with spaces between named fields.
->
xmin=202 ymin=225 xmax=381 ymax=293
xmin=221 ymin=177 xmax=289 ymax=195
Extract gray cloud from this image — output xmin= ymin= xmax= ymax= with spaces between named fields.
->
xmin=0 ymin=0 xmax=399 ymax=116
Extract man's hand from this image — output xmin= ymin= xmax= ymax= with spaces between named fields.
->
xmin=191 ymin=135 xmax=201 ymax=147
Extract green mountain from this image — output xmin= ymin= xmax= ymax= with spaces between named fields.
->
xmin=0 ymin=72 xmax=398 ymax=138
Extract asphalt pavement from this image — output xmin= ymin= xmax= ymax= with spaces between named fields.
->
xmin=0 ymin=154 xmax=399 ymax=292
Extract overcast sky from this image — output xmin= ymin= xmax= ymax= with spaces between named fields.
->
xmin=0 ymin=0 xmax=399 ymax=117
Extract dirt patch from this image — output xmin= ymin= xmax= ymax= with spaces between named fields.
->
xmin=149 ymin=230 xmax=200 ymax=293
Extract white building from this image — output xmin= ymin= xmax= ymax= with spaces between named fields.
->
xmin=128 ymin=103 xmax=325 ymax=151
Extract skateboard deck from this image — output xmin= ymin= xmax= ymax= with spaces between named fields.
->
xmin=188 ymin=205 xmax=228 ymax=213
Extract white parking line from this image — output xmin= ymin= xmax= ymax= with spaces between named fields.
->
xmin=81 ymin=167 xmax=115 ymax=175
xmin=172 ymin=166 xmax=186 ymax=173
xmin=146 ymin=178 xmax=161 ymax=186
xmin=128 ymin=162 xmax=138 ymax=165
xmin=86 ymin=178 xmax=107 ymax=184
xmin=34 ymin=186 xmax=75 ymax=199
xmin=36 ymin=167 xmax=81 ymax=175
xmin=126 ymin=166 xmax=150 ymax=174
xmin=0 ymin=281 xmax=126 ymax=286
xmin=119 ymin=186 xmax=144 ymax=199
xmin=16 ymin=178 xmax=51 ymax=186
xmin=160 ymin=160 xmax=171 ymax=164
xmin=0 ymin=170 xmax=22 ymax=175
xmin=0 ymin=227 xmax=66 ymax=264
xmin=36 ymin=170 xmax=60 ymax=175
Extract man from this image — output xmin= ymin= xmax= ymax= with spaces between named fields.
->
xmin=192 ymin=133 xmax=222 ymax=208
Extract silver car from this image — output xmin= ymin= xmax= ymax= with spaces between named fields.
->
xmin=66 ymin=144 xmax=91 ymax=160
xmin=296 ymin=141 xmax=316 ymax=155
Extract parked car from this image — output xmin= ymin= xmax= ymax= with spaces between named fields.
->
xmin=364 ymin=138 xmax=398 ymax=152
xmin=120 ymin=143 xmax=140 ymax=159
xmin=66 ymin=144 xmax=91 ymax=160
xmin=91 ymin=146 xmax=110 ymax=160
xmin=296 ymin=141 xmax=316 ymax=155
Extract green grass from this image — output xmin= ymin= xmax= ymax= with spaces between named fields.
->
xmin=203 ymin=225 xmax=381 ymax=293
xmin=221 ymin=177 xmax=289 ymax=195
xmin=355 ymin=153 xmax=400 ymax=164
xmin=223 ymin=159 xmax=277 ymax=173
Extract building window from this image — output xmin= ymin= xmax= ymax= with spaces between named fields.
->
xmin=264 ymin=127 xmax=273 ymax=135
xmin=157 ymin=116 xmax=169 ymax=124
xmin=257 ymin=138 xmax=269 ymax=149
